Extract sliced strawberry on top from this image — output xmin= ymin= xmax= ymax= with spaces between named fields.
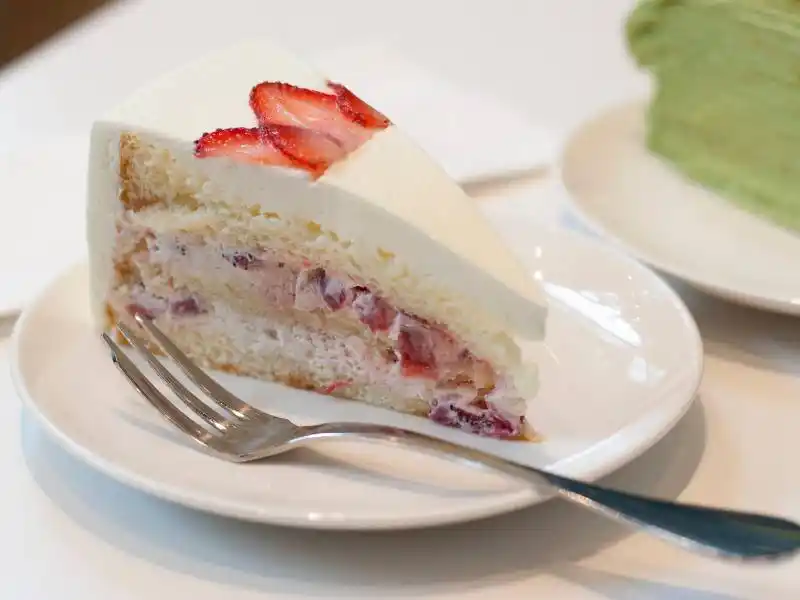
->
xmin=194 ymin=127 xmax=295 ymax=167
xmin=250 ymin=81 xmax=372 ymax=151
xmin=262 ymin=124 xmax=347 ymax=178
xmin=327 ymin=82 xmax=391 ymax=129
xmin=250 ymin=82 xmax=337 ymax=125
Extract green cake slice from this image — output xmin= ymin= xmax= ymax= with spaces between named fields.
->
xmin=626 ymin=0 xmax=800 ymax=232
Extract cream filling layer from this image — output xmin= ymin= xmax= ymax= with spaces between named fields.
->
xmin=111 ymin=229 xmax=528 ymax=438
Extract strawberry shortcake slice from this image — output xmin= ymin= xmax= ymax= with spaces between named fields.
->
xmin=86 ymin=40 xmax=547 ymax=439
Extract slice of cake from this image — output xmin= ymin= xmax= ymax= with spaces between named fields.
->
xmin=626 ymin=0 xmax=800 ymax=232
xmin=87 ymin=40 xmax=547 ymax=440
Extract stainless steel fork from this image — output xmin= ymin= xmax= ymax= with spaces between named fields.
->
xmin=102 ymin=313 xmax=800 ymax=561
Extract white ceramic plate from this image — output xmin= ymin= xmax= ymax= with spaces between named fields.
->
xmin=561 ymin=101 xmax=800 ymax=315
xmin=9 ymin=224 xmax=703 ymax=530
xmin=0 ymin=136 xmax=90 ymax=316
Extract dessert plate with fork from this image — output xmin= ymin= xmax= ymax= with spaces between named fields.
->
xmin=92 ymin=312 xmax=800 ymax=560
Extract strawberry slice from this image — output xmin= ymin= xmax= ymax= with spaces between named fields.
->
xmin=328 ymin=81 xmax=391 ymax=129
xmin=250 ymin=81 xmax=372 ymax=151
xmin=250 ymin=82 xmax=337 ymax=124
xmin=262 ymin=124 xmax=347 ymax=178
xmin=351 ymin=288 xmax=396 ymax=332
xmin=321 ymin=379 xmax=352 ymax=396
xmin=392 ymin=313 xmax=438 ymax=379
xmin=194 ymin=127 xmax=295 ymax=166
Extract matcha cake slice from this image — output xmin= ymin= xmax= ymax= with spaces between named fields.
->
xmin=626 ymin=0 xmax=800 ymax=232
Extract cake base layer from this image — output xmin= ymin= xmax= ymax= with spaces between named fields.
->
xmin=111 ymin=303 xmax=529 ymax=439
xmin=118 ymin=305 xmax=430 ymax=415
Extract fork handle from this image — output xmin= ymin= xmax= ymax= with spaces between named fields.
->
xmin=299 ymin=423 xmax=800 ymax=561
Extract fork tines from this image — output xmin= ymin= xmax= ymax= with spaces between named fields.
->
xmin=101 ymin=314 xmax=254 ymax=447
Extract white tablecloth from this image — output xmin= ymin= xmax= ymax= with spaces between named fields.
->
xmin=1 ymin=1 xmax=798 ymax=597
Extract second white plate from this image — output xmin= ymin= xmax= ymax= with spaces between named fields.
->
xmin=9 ymin=223 xmax=703 ymax=530
xmin=561 ymin=101 xmax=800 ymax=315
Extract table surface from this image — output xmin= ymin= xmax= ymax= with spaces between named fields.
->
xmin=1 ymin=0 xmax=799 ymax=598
